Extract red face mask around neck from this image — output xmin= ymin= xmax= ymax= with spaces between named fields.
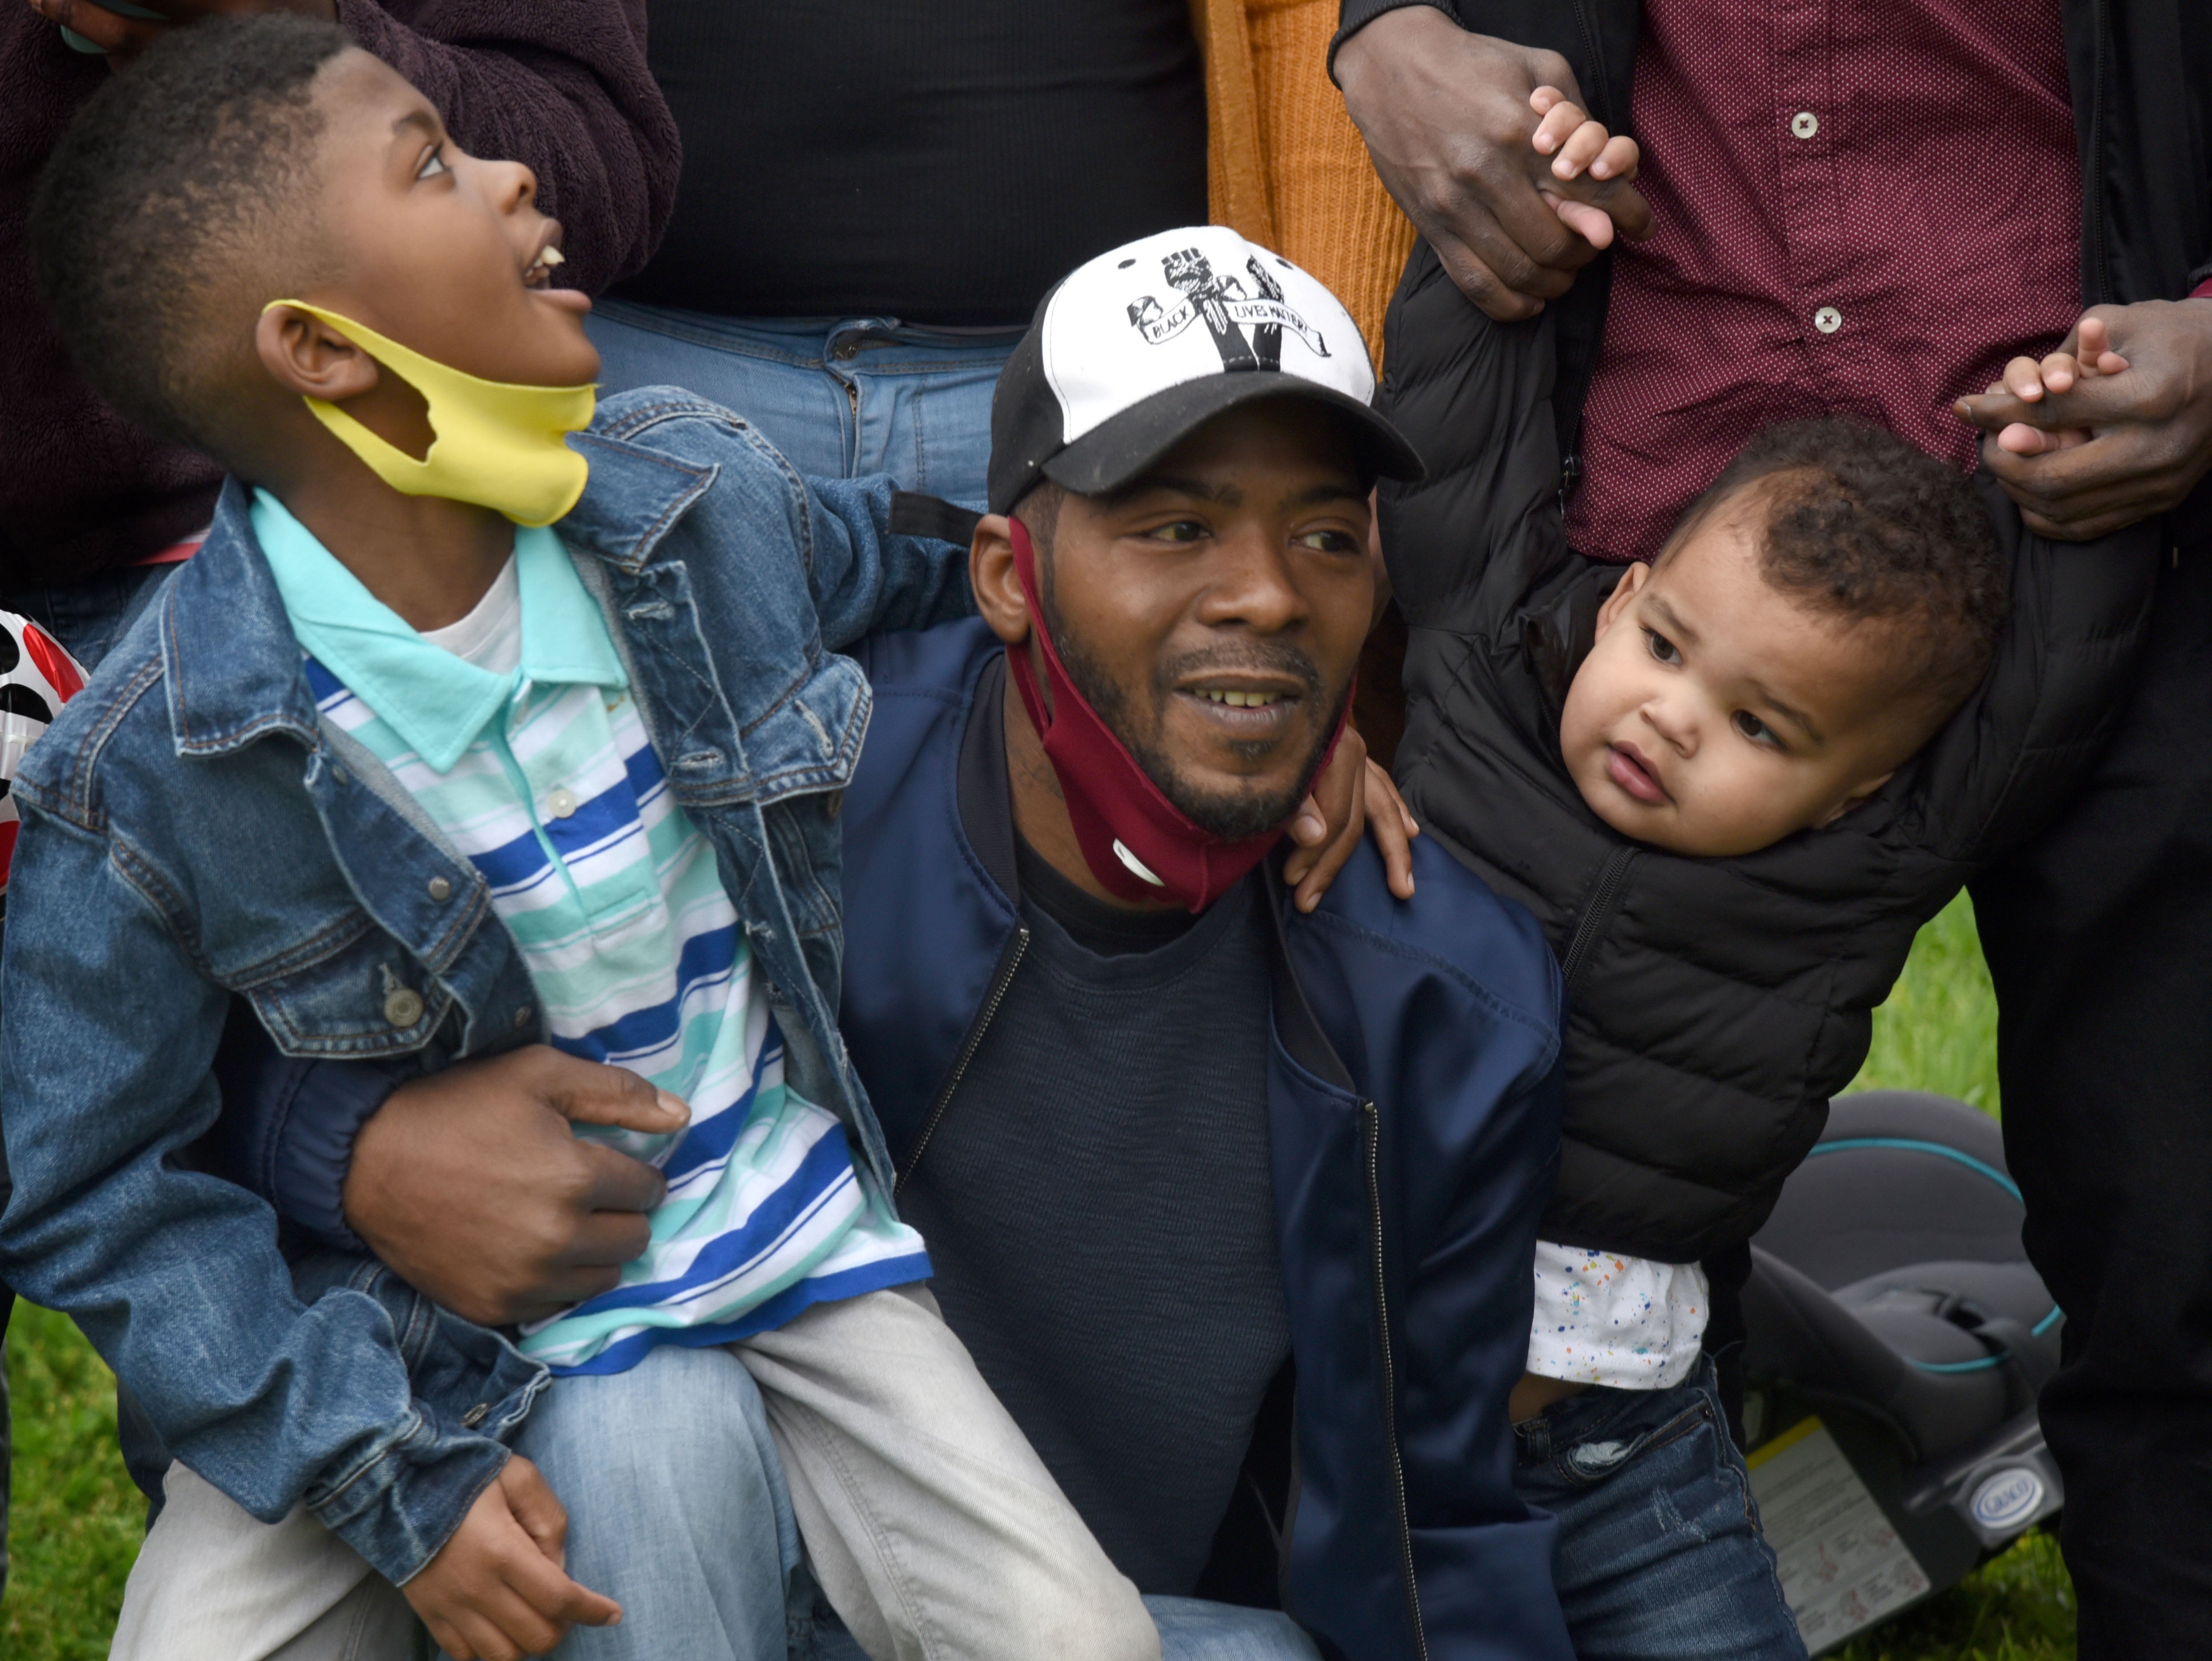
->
xmin=1004 ymin=518 xmax=1347 ymax=913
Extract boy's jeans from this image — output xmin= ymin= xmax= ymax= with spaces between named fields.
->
xmin=110 ymin=1288 xmax=1155 ymax=1661
xmin=586 ymin=299 xmax=1017 ymax=508
xmin=1514 ymin=1355 xmax=1806 ymax=1661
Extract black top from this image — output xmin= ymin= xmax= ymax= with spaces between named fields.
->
xmin=896 ymin=845 xmax=1290 ymax=1595
xmin=620 ymin=0 xmax=1208 ymax=326
xmin=1374 ymin=276 xmax=2161 ymax=1263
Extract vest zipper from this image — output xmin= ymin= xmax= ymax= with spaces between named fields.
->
xmin=1559 ymin=845 xmax=1637 ymax=993
xmin=1364 ymin=1099 xmax=1431 ymax=1661
xmin=895 ymin=927 xmax=1030 ymax=1196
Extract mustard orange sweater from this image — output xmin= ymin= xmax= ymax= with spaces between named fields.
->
xmin=1192 ymin=0 xmax=1416 ymax=369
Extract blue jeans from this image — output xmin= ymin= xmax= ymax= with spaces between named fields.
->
xmin=515 ymin=1344 xmax=802 ymax=1660
xmin=587 ymin=298 xmax=1016 ymax=508
xmin=801 ymin=1597 xmax=1320 ymax=1661
xmin=525 ymin=1341 xmax=1316 ymax=1661
xmin=1515 ymin=1356 xmax=1804 ymax=1661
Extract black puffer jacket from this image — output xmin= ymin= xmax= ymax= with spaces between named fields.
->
xmin=1376 ymin=285 xmax=2160 ymax=1262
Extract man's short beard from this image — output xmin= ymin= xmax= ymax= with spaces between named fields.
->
xmin=1039 ymin=576 xmax=1347 ymax=843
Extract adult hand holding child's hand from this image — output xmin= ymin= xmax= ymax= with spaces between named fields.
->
xmin=344 ymin=1046 xmax=690 ymax=1328
xmin=1337 ymin=8 xmax=1649 ymax=321
xmin=1956 ymin=299 xmax=2212 ymax=540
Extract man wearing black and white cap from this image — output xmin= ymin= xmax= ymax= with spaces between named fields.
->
xmin=826 ymin=225 xmax=1573 ymax=1659
xmin=219 ymin=228 xmax=1577 ymax=1660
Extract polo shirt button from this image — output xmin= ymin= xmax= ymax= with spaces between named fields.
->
xmin=427 ymin=875 xmax=452 ymax=903
xmin=384 ymin=987 xmax=425 ymax=1028
xmin=547 ymin=786 xmax=579 ymax=819
xmin=1814 ymin=305 xmax=1843 ymax=334
xmin=1791 ymin=110 xmax=1819 ymax=139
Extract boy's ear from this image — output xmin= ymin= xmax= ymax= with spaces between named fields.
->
xmin=255 ymin=305 xmax=381 ymax=403
xmin=1590 ymin=559 xmax=1651 ymax=642
xmin=970 ymin=514 xmax=1034 ymax=648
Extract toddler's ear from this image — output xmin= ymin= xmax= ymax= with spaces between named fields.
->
xmin=1815 ymin=768 xmax=1895 ymax=828
xmin=255 ymin=304 xmax=381 ymax=403
xmin=1590 ymin=560 xmax=1651 ymax=642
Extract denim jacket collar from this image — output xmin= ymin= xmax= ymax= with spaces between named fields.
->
xmin=162 ymin=437 xmax=715 ymax=759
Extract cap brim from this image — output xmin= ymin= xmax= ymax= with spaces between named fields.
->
xmin=1038 ymin=375 xmax=1425 ymax=502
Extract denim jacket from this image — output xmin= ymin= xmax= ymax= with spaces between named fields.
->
xmin=0 ymin=389 xmax=970 ymax=1584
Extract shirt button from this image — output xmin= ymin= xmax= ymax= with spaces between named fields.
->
xmin=1814 ymin=305 xmax=1843 ymax=334
xmin=383 ymin=986 xmax=425 ymax=1028
xmin=514 ymin=1005 xmax=534 ymax=1030
xmin=546 ymin=786 xmax=579 ymax=819
xmin=426 ymin=875 xmax=452 ymax=903
xmin=1791 ymin=110 xmax=1819 ymax=139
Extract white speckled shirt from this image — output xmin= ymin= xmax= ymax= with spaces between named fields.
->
xmin=1525 ymin=1240 xmax=1708 ymax=1389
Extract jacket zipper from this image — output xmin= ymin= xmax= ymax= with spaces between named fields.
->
xmin=894 ymin=927 xmax=1030 ymax=1196
xmin=1559 ymin=844 xmax=1636 ymax=993
xmin=1364 ymin=1099 xmax=1431 ymax=1661
xmin=2084 ymin=0 xmax=2112 ymax=303
xmin=1567 ymin=0 xmax=1616 ymax=130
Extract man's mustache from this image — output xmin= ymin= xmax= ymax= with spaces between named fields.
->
xmin=1153 ymin=643 xmax=1326 ymax=703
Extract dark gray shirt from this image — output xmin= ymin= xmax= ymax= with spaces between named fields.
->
xmin=895 ymin=842 xmax=1289 ymax=1595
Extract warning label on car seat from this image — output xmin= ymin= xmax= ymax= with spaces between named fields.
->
xmin=1747 ymin=1416 xmax=1932 ymax=1653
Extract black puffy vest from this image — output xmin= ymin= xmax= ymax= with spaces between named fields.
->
xmin=1375 ymin=258 xmax=2160 ymax=1263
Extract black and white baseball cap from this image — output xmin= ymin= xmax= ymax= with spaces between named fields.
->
xmin=987 ymin=226 xmax=1424 ymax=515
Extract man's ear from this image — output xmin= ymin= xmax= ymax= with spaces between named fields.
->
xmin=971 ymin=514 xmax=1033 ymax=647
xmin=255 ymin=304 xmax=381 ymax=403
xmin=1590 ymin=559 xmax=1651 ymax=643
xmin=1815 ymin=768 xmax=1896 ymax=828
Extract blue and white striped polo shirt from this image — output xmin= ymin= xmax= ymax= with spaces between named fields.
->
xmin=254 ymin=491 xmax=928 ymax=1376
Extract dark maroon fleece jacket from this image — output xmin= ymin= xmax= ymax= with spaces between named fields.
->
xmin=0 ymin=0 xmax=680 ymax=594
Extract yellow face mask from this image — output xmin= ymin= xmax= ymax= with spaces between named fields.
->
xmin=264 ymin=301 xmax=595 ymax=527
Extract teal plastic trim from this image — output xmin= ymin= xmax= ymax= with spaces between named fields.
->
xmin=1910 ymin=1355 xmax=2005 ymax=1373
xmin=1807 ymin=1135 xmax=2068 ymax=1356
xmin=1806 ymin=1136 xmax=2023 ymax=1202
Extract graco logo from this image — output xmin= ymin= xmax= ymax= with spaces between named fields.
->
xmin=1969 ymin=1467 xmax=2046 ymax=1531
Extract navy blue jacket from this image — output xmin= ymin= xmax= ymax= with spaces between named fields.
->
xmin=219 ymin=614 xmax=1574 ymax=1659
xmin=842 ymin=619 xmax=1571 ymax=1661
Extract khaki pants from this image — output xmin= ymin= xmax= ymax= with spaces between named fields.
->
xmin=110 ymin=1287 xmax=1156 ymax=1661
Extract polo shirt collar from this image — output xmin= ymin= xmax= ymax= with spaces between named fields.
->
xmin=253 ymin=489 xmax=625 ymax=773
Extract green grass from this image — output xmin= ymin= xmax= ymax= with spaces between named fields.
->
xmin=0 ymin=895 xmax=2071 ymax=1659
xmin=4 ymin=1302 xmax=144 ymax=1659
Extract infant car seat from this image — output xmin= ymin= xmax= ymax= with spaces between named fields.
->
xmin=1737 ymin=1091 xmax=2063 ymax=1654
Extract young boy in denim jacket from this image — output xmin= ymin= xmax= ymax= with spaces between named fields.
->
xmin=0 ymin=19 xmax=1163 ymax=1661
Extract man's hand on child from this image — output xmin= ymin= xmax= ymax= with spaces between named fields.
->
xmin=1529 ymin=88 xmax=1641 ymax=252
xmin=404 ymin=1456 xmax=621 ymax=1661
xmin=1283 ymin=728 xmax=1420 ymax=912
xmin=345 ymin=1048 xmax=691 ymax=1327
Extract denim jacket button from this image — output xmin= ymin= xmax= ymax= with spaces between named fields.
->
xmin=383 ymin=987 xmax=425 ymax=1028
xmin=460 ymin=1403 xmax=490 ymax=1428
xmin=513 ymin=1005 xmax=533 ymax=1030
xmin=824 ymin=790 xmax=843 ymax=821
xmin=427 ymin=875 xmax=453 ymax=903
